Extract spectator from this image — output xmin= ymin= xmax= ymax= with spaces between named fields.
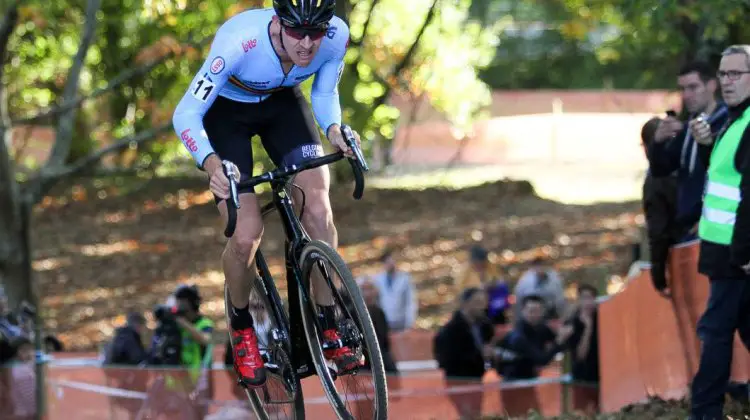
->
xmin=564 ymin=285 xmax=600 ymax=414
xmin=103 ymin=312 xmax=148 ymax=366
xmin=648 ymin=61 xmax=729 ymax=243
xmin=9 ymin=336 xmax=35 ymax=420
xmin=457 ymin=245 xmax=510 ymax=325
xmin=565 ymin=285 xmax=599 ymax=383
xmin=0 ymin=286 xmax=23 ymax=365
xmin=360 ymin=280 xmax=398 ymax=374
xmin=366 ymin=248 xmax=417 ymax=332
xmin=150 ymin=285 xmax=214 ymax=369
xmin=101 ymin=312 xmax=149 ymax=420
xmin=689 ymin=45 xmax=750 ymax=420
xmin=149 ymin=285 xmax=215 ymax=419
xmin=433 ymin=287 xmax=494 ymax=420
xmin=0 ymin=286 xmax=24 ymax=416
xmin=513 ymin=257 xmax=567 ymax=321
xmin=496 ymin=295 xmax=573 ymax=380
xmin=44 ymin=336 xmax=64 ymax=354
xmin=641 ymin=117 xmax=680 ymax=296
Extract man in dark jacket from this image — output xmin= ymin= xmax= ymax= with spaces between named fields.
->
xmin=649 ymin=61 xmax=729 ymax=243
xmin=688 ymin=45 xmax=750 ymax=420
xmin=104 ymin=312 xmax=148 ymax=366
xmin=434 ymin=288 xmax=494 ymax=379
xmin=641 ymin=116 xmax=680 ymax=295
xmin=433 ymin=287 xmax=494 ymax=420
xmin=102 ymin=312 xmax=148 ymax=419
xmin=496 ymin=295 xmax=573 ymax=380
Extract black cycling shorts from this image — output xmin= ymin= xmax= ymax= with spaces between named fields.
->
xmin=202 ymin=87 xmax=324 ymax=197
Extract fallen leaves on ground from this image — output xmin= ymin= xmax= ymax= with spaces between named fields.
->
xmin=32 ymin=175 xmax=642 ymax=350
xmin=491 ymin=397 xmax=748 ymax=419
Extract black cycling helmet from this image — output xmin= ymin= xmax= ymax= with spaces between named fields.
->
xmin=173 ymin=284 xmax=202 ymax=311
xmin=273 ymin=0 xmax=335 ymax=28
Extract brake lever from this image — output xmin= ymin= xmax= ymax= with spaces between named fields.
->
xmin=222 ymin=160 xmax=241 ymax=209
xmin=340 ymin=125 xmax=369 ymax=172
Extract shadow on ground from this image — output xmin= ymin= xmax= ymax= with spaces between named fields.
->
xmin=32 ymin=175 xmax=642 ymax=350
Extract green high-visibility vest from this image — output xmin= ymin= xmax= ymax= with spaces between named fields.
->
xmin=698 ymin=108 xmax=750 ymax=244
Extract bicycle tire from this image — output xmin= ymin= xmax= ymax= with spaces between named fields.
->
xmin=297 ymin=240 xmax=389 ymax=420
xmin=223 ymin=262 xmax=305 ymax=420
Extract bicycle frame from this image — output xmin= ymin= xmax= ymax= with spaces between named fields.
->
xmin=224 ymin=124 xmax=368 ymax=379
xmin=263 ymin=179 xmax=318 ymax=378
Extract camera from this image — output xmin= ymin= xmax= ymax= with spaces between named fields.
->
xmin=153 ymin=304 xmax=187 ymax=323
xmin=149 ymin=304 xmax=184 ymax=366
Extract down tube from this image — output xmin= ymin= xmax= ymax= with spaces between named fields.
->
xmin=274 ymin=186 xmax=315 ymax=378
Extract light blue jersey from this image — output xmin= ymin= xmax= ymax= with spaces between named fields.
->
xmin=172 ymin=8 xmax=349 ymax=167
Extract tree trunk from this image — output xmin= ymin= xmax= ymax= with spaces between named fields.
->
xmin=0 ymin=1 xmax=26 ymax=308
xmin=0 ymin=207 xmax=27 ymax=308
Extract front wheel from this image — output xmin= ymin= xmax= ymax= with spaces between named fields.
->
xmin=297 ymin=240 xmax=389 ymax=420
xmin=224 ymin=273 xmax=305 ymax=420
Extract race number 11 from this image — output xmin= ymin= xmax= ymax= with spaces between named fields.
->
xmin=191 ymin=75 xmax=215 ymax=102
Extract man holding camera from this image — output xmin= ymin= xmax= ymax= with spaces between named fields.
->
xmin=151 ymin=285 xmax=214 ymax=367
xmin=172 ymin=285 xmax=214 ymax=369
xmin=649 ymin=62 xmax=729 ymax=240
xmin=148 ymin=285 xmax=214 ymax=419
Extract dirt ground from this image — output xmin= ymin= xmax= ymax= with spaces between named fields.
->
xmin=31 ymin=175 xmax=642 ymax=350
xmin=497 ymin=397 xmax=748 ymax=419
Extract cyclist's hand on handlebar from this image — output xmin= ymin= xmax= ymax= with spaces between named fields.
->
xmin=327 ymin=123 xmax=360 ymax=159
xmin=204 ymin=155 xmax=233 ymax=200
xmin=209 ymin=167 xmax=231 ymax=199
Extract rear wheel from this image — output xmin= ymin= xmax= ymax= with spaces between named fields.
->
xmin=297 ymin=240 xmax=389 ymax=420
xmin=223 ymin=258 xmax=305 ymax=420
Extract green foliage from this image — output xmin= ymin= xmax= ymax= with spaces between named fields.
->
xmin=6 ymin=0 xmax=493 ymax=175
xmin=339 ymin=0 xmax=494 ymax=152
xmin=480 ymin=0 xmax=750 ymax=90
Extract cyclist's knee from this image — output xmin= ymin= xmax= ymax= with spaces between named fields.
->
xmin=302 ymin=192 xmax=333 ymax=227
xmin=228 ymin=221 xmax=263 ymax=260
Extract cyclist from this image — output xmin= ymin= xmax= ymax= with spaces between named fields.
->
xmin=172 ymin=0 xmax=362 ymax=388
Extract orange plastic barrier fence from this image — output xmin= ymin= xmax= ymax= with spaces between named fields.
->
xmin=42 ymin=365 xmax=594 ymax=420
xmin=598 ymin=242 xmax=750 ymax=412
xmin=29 ymin=243 xmax=750 ymax=418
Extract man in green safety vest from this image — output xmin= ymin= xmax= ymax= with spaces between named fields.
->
xmin=150 ymin=284 xmax=214 ymax=419
xmin=688 ymin=45 xmax=750 ymax=420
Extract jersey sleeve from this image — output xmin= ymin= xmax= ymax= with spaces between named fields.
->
xmin=310 ymin=24 xmax=349 ymax=137
xmin=172 ymin=29 xmax=244 ymax=168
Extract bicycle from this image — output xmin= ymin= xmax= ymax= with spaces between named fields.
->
xmin=221 ymin=125 xmax=388 ymax=420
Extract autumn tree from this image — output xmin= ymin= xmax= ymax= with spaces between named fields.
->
xmin=1 ymin=0 xmax=496 ymax=309
xmin=479 ymin=0 xmax=750 ymax=89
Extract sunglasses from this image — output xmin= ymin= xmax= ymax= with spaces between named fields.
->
xmin=282 ymin=24 xmax=328 ymax=41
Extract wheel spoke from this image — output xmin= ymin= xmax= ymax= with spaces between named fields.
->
xmin=298 ymin=240 xmax=389 ymax=420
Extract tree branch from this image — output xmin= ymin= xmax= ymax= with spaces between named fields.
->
xmin=43 ymin=0 xmax=101 ymax=169
xmin=369 ymin=0 xmax=437 ymax=111
xmin=24 ymin=122 xmax=172 ymax=202
xmin=12 ymin=33 xmax=209 ymax=126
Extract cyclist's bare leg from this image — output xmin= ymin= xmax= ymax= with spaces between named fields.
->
xmin=217 ymin=193 xmax=264 ymax=315
xmin=293 ymin=166 xmax=336 ymax=306
xmin=294 ymin=166 xmax=362 ymax=369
